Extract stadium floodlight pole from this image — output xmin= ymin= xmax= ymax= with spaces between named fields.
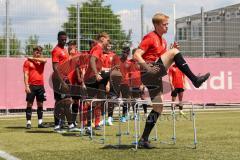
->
xmin=201 ymin=7 xmax=206 ymax=109
xmin=201 ymin=7 xmax=205 ymax=59
xmin=140 ymin=4 xmax=144 ymax=39
xmin=6 ymin=0 xmax=10 ymax=57
xmin=77 ymin=2 xmax=80 ymax=51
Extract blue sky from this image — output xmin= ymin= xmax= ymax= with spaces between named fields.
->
xmin=0 ymin=0 xmax=240 ymax=51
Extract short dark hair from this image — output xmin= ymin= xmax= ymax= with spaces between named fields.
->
xmin=122 ymin=46 xmax=130 ymax=53
xmin=67 ymin=40 xmax=76 ymax=45
xmin=58 ymin=31 xmax=67 ymax=38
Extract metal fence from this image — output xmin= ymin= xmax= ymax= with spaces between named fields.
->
xmin=0 ymin=0 xmax=143 ymax=57
xmin=0 ymin=0 xmax=240 ymax=57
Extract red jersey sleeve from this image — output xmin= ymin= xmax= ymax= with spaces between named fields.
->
xmin=23 ymin=60 xmax=30 ymax=72
xmin=90 ymin=46 xmax=102 ymax=59
xmin=168 ymin=67 xmax=173 ymax=76
xmin=51 ymin=48 xmax=59 ymax=63
xmin=138 ymin=34 xmax=154 ymax=52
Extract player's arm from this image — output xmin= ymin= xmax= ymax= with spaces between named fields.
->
xmin=168 ymin=72 xmax=174 ymax=90
xmin=133 ymin=48 xmax=146 ymax=65
xmin=183 ymin=74 xmax=186 ymax=89
xmin=133 ymin=48 xmax=159 ymax=74
xmin=52 ymin=62 xmax=69 ymax=90
xmin=24 ymin=71 xmax=31 ymax=93
xmin=106 ymin=81 xmax=110 ymax=93
xmin=76 ymin=66 xmax=84 ymax=84
xmin=90 ymin=56 xmax=102 ymax=81
xmin=28 ymin=57 xmax=47 ymax=63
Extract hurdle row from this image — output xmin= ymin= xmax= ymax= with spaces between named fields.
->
xmin=79 ymin=98 xmax=197 ymax=150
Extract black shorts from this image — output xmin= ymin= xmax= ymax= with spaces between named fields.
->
xmin=85 ymin=71 xmax=110 ymax=99
xmin=121 ymin=84 xmax=130 ymax=98
xmin=26 ymin=85 xmax=46 ymax=103
xmin=141 ymin=58 xmax=167 ymax=99
xmin=171 ymin=88 xmax=184 ymax=97
xmin=130 ymin=87 xmax=141 ymax=99
xmin=71 ymin=85 xmax=88 ymax=100
xmin=52 ymin=77 xmax=71 ymax=102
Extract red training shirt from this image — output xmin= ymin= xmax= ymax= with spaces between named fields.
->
xmin=168 ymin=65 xmax=185 ymax=88
xmin=23 ymin=60 xmax=45 ymax=85
xmin=139 ymin=31 xmax=167 ymax=62
xmin=84 ymin=43 xmax=103 ymax=81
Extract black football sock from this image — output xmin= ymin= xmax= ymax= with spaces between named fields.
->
xmin=37 ymin=107 xmax=43 ymax=120
xmin=71 ymin=103 xmax=79 ymax=123
xmin=26 ymin=107 xmax=32 ymax=121
xmin=174 ymin=53 xmax=197 ymax=82
xmin=141 ymin=110 xmax=160 ymax=141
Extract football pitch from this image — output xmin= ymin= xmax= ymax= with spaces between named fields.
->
xmin=0 ymin=109 xmax=240 ymax=160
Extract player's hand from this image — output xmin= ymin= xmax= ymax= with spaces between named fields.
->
xmin=61 ymin=81 xmax=69 ymax=93
xmin=144 ymin=63 xmax=160 ymax=75
xmin=96 ymin=73 xmax=103 ymax=82
xmin=139 ymin=84 xmax=145 ymax=92
xmin=77 ymin=77 xmax=83 ymax=84
xmin=25 ymin=85 xmax=31 ymax=93
xmin=170 ymin=41 xmax=180 ymax=50
xmin=82 ymin=83 xmax=87 ymax=89
xmin=106 ymin=83 xmax=110 ymax=93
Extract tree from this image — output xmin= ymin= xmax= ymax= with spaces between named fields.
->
xmin=25 ymin=35 xmax=39 ymax=55
xmin=0 ymin=21 xmax=21 ymax=56
xmin=63 ymin=0 xmax=131 ymax=53
xmin=42 ymin=43 xmax=53 ymax=57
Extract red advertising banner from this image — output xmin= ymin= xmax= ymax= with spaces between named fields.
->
xmin=0 ymin=58 xmax=239 ymax=109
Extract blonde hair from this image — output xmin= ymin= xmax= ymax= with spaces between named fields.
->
xmin=96 ymin=32 xmax=109 ymax=41
xmin=152 ymin=13 xmax=169 ymax=25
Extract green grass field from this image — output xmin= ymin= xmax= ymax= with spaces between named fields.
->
xmin=0 ymin=110 xmax=240 ymax=160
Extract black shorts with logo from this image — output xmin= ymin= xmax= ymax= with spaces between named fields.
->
xmin=26 ymin=85 xmax=46 ymax=103
xmin=171 ymin=88 xmax=184 ymax=97
xmin=141 ymin=58 xmax=167 ymax=99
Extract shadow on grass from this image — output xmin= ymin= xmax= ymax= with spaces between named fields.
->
xmin=26 ymin=130 xmax=55 ymax=134
xmin=101 ymin=144 xmax=137 ymax=150
xmin=62 ymin=133 xmax=80 ymax=137
xmin=5 ymin=126 xmax=26 ymax=129
xmin=42 ymin=122 xmax=55 ymax=127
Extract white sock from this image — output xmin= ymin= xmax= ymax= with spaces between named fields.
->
xmin=38 ymin=119 xmax=43 ymax=125
xmin=27 ymin=120 xmax=31 ymax=124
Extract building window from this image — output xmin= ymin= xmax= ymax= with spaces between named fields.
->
xmin=183 ymin=28 xmax=187 ymax=40
xmin=236 ymin=11 xmax=240 ymax=18
xmin=225 ymin=12 xmax=231 ymax=19
xmin=177 ymin=28 xmax=187 ymax=41
xmin=177 ymin=22 xmax=187 ymax=41
xmin=191 ymin=20 xmax=201 ymax=40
